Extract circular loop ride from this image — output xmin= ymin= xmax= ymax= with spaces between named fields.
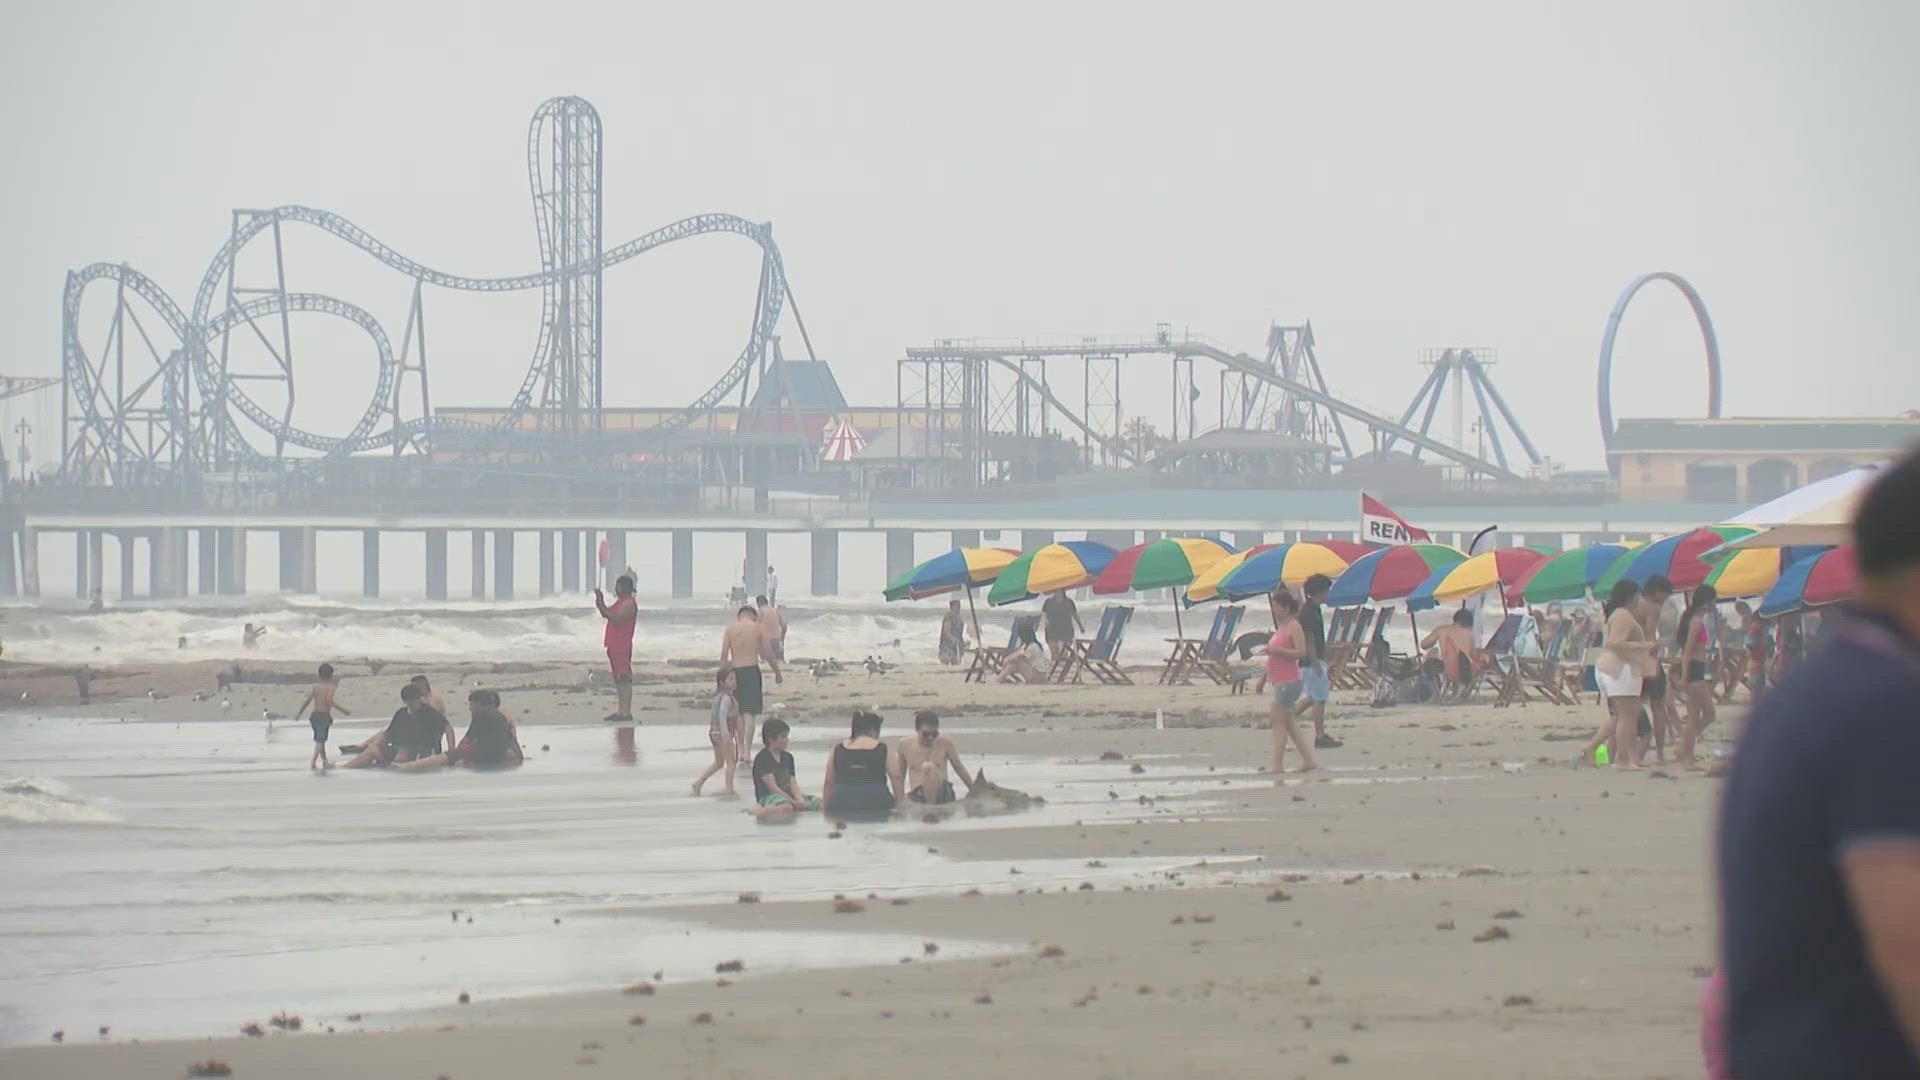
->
xmin=1596 ymin=271 xmax=1722 ymax=467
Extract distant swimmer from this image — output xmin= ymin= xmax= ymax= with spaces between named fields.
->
xmin=756 ymin=594 xmax=787 ymax=668
xmin=293 ymin=663 xmax=351 ymax=771
xmin=593 ymin=574 xmax=639 ymax=723
xmin=397 ymin=689 xmax=523 ymax=771
xmin=242 ymin=623 xmax=266 ymax=649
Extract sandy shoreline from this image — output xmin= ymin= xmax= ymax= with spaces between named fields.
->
xmin=2 ymin=653 xmax=1734 ymax=1078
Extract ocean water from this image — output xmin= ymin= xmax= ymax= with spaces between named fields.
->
xmin=0 ymin=592 xmax=1427 ymax=669
xmin=0 ymin=715 xmax=1227 ymax=1044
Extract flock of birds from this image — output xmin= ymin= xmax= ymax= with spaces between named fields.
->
xmin=808 ymin=654 xmax=899 ymax=680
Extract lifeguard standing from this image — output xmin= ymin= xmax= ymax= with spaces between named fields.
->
xmin=594 ymin=573 xmax=638 ymax=722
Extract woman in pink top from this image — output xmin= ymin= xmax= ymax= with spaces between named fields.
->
xmin=1256 ymin=591 xmax=1318 ymax=777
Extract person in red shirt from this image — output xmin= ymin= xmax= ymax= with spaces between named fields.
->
xmin=594 ymin=573 xmax=639 ymax=722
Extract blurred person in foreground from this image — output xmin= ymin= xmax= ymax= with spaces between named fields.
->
xmin=1717 ymin=445 xmax=1920 ymax=1077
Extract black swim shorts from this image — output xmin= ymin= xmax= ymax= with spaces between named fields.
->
xmin=732 ymin=666 xmax=765 ymax=715
xmin=907 ymin=781 xmax=957 ymax=805
xmin=309 ymin=711 xmax=332 ymax=744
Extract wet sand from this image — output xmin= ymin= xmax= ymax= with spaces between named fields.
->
xmin=2 ymin=652 xmax=1735 ymax=1078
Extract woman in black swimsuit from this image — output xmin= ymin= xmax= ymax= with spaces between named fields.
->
xmin=822 ymin=709 xmax=897 ymax=815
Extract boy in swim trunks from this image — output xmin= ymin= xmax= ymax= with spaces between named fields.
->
xmin=890 ymin=709 xmax=976 ymax=806
xmin=750 ymin=718 xmax=820 ymax=819
xmin=293 ymin=663 xmax=350 ymax=771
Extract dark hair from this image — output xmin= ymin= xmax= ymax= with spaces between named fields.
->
xmin=401 ymin=683 xmax=423 ymax=704
xmin=737 ymin=605 xmax=758 ymax=619
xmin=850 ymin=709 xmax=883 ymax=738
xmin=1856 ymin=448 xmax=1920 ymax=581
xmin=1303 ymin=573 xmax=1333 ymax=598
xmin=755 ymin=595 xmax=769 ymax=606
xmin=715 ymin=668 xmax=733 ymax=689
xmin=1015 ymin=619 xmax=1040 ymax=648
xmin=410 ymin=674 xmax=430 ymax=688
xmin=1643 ymin=574 xmax=1674 ymax=599
xmin=615 ymin=574 xmax=635 ymax=593
xmin=468 ymin=688 xmax=490 ymax=704
xmin=318 ymin=663 xmax=333 ymax=679
xmin=914 ymin=709 xmax=939 ymax=729
xmin=1676 ymin=584 xmax=1718 ymax=648
xmin=1271 ymin=590 xmax=1299 ymax=615
xmin=1452 ymin=608 xmax=1473 ymax=628
xmin=1604 ymin=579 xmax=1641 ymax=617
xmin=762 ymin=717 xmax=789 ymax=745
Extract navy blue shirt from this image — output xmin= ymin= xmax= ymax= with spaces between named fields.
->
xmin=1718 ymin=611 xmax=1920 ymax=1078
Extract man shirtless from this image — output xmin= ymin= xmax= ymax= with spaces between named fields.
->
xmin=890 ymin=710 xmax=976 ymax=806
xmin=293 ymin=663 xmax=351 ymax=771
xmin=720 ymin=606 xmax=782 ymax=769
xmin=756 ymin=594 xmax=787 ymax=668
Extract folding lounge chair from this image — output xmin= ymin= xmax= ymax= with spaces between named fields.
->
xmin=1187 ymin=605 xmax=1245 ymax=685
xmin=1159 ymin=605 xmax=1228 ymax=685
xmin=965 ymin=614 xmax=1036 ymax=684
xmin=1059 ymin=605 xmax=1135 ymax=685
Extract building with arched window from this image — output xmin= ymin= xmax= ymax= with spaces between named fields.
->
xmin=1610 ymin=417 xmax=1920 ymax=502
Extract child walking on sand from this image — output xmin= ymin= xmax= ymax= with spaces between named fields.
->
xmin=692 ymin=668 xmax=740 ymax=796
xmin=293 ymin=663 xmax=350 ymax=771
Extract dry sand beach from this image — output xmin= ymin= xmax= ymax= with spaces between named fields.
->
xmin=1 ymin=648 xmax=1732 ymax=1079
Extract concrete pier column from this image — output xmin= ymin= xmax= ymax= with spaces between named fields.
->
xmin=119 ymin=533 xmax=136 ymax=599
xmin=425 ymin=529 xmax=449 ymax=601
xmin=0 ymin=527 xmax=16 ymax=599
xmin=1088 ymin=529 xmax=1135 ymax=550
xmin=149 ymin=528 xmax=184 ymax=599
xmin=493 ymin=530 xmax=515 ymax=601
xmin=470 ymin=531 xmax=487 ymax=599
xmin=362 ymin=530 xmax=381 ymax=598
xmin=1019 ymin=529 xmax=1055 ymax=551
xmin=744 ymin=529 xmax=768 ymax=598
xmin=169 ymin=528 xmax=189 ymax=599
xmin=147 ymin=530 xmax=166 ymax=598
xmin=604 ymin=530 xmax=627 ymax=591
xmin=75 ymin=531 xmax=89 ymax=598
xmin=950 ymin=529 xmax=981 ymax=551
xmin=560 ymin=529 xmax=581 ymax=593
xmin=89 ymin=530 xmax=106 ymax=598
xmin=885 ymin=529 xmax=915 ymax=583
xmin=20 ymin=527 xmax=40 ymax=598
xmin=538 ymin=531 xmax=556 ymax=597
xmin=671 ymin=529 xmax=693 ymax=599
xmin=810 ymin=529 xmax=839 ymax=596
xmin=278 ymin=528 xmax=316 ymax=593
xmin=198 ymin=528 xmax=217 ymax=595
xmin=217 ymin=527 xmax=246 ymax=595
xmin=1233 ymin=530 xmax=1263 ymax=552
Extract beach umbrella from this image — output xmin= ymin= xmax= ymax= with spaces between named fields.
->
xmin=1185 ymin=543 xmax=1276 ymax=605
xmin=1594 ymin=526 xmax=1759 ymax=596
xmin=1502 ymin=542 xmax=1642 ymax=605
xmin=1717 ymin=467 xmax=1877 ymax=552
xmin=1091 ymin=536 xmax=1236 ymax=595
xmin=1700 ymin=545 xmax=1833 ymax=600
xmin=882 ymin=546 xmax=1019 ymax=640
xmin=1215 ymin=542 xmax=1356 ymax=600
xmin=1758 ymin=546 xmax=1858 ymax=617
xmin=1325 ymin=543 xmax=1467 ymax=608
xmin=987 ymin=540 xmax=1119 ymax=606
xmin=1405 ymin=547 xmax=1549 ymax=612
xmin=1090 ymin=535 xmax=1236 ymax=638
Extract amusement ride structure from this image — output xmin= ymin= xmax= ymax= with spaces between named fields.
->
xmin=58 ymin=96 xmax=815 ymax=482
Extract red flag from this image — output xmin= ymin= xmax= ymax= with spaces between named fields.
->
xmin=597 ymin=538 xmax=609 ymax=568
xmin=1360 ymin=493 xmax=1430 ymax=546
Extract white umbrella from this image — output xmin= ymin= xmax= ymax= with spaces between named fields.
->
xmin=820 ymin=417 xmax=867 ymax=462
xmin=1720 ymin=465 xmax=1878 ymax=551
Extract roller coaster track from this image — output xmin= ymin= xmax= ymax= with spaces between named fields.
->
xmin=906 ymin=337 xmax=1522 ymax=480
xmin=62 ymin=97 xmax=792 ymax=471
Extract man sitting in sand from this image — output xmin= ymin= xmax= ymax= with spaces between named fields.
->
xmin=293 ymin=663 xmax=351 ymax=771
xmin=721 ymin=605 xmax=782 ymax=770
xmin=397 ymin=689 xmax=523 ymax=771
xmin=890 ymin=710 xmax=976 ymax=806
xmin=749 ymin=718 xmax=820 ymax=819
xmin=340 ymin=683 xmax=455 ymax=768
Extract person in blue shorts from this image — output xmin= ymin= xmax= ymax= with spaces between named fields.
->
xmin=1296 ymin=573 xmax=1340 ymax=749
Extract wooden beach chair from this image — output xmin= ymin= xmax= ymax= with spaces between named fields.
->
xmin=1056 ymin=605 xmax=1135 ymax=685
xmin=1521 ymin=621 xmax=1574 ymax=704
xmin=1187 ymin=605 xmax=1245 ymax=685
xmin=1327 ymin=609 xmax=1376 ymax=689
xmin=965 ymin=614 xmax=1037 ymax=684
xmin=1481 ymin=614 xmax=1530 ymax=707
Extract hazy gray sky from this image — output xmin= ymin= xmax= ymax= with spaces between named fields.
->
xmin=5 ymin=0 xmax=1917 ymax=472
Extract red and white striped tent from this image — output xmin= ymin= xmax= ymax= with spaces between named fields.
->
xmin=820 ymin=417 xmax=867 ymax=462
